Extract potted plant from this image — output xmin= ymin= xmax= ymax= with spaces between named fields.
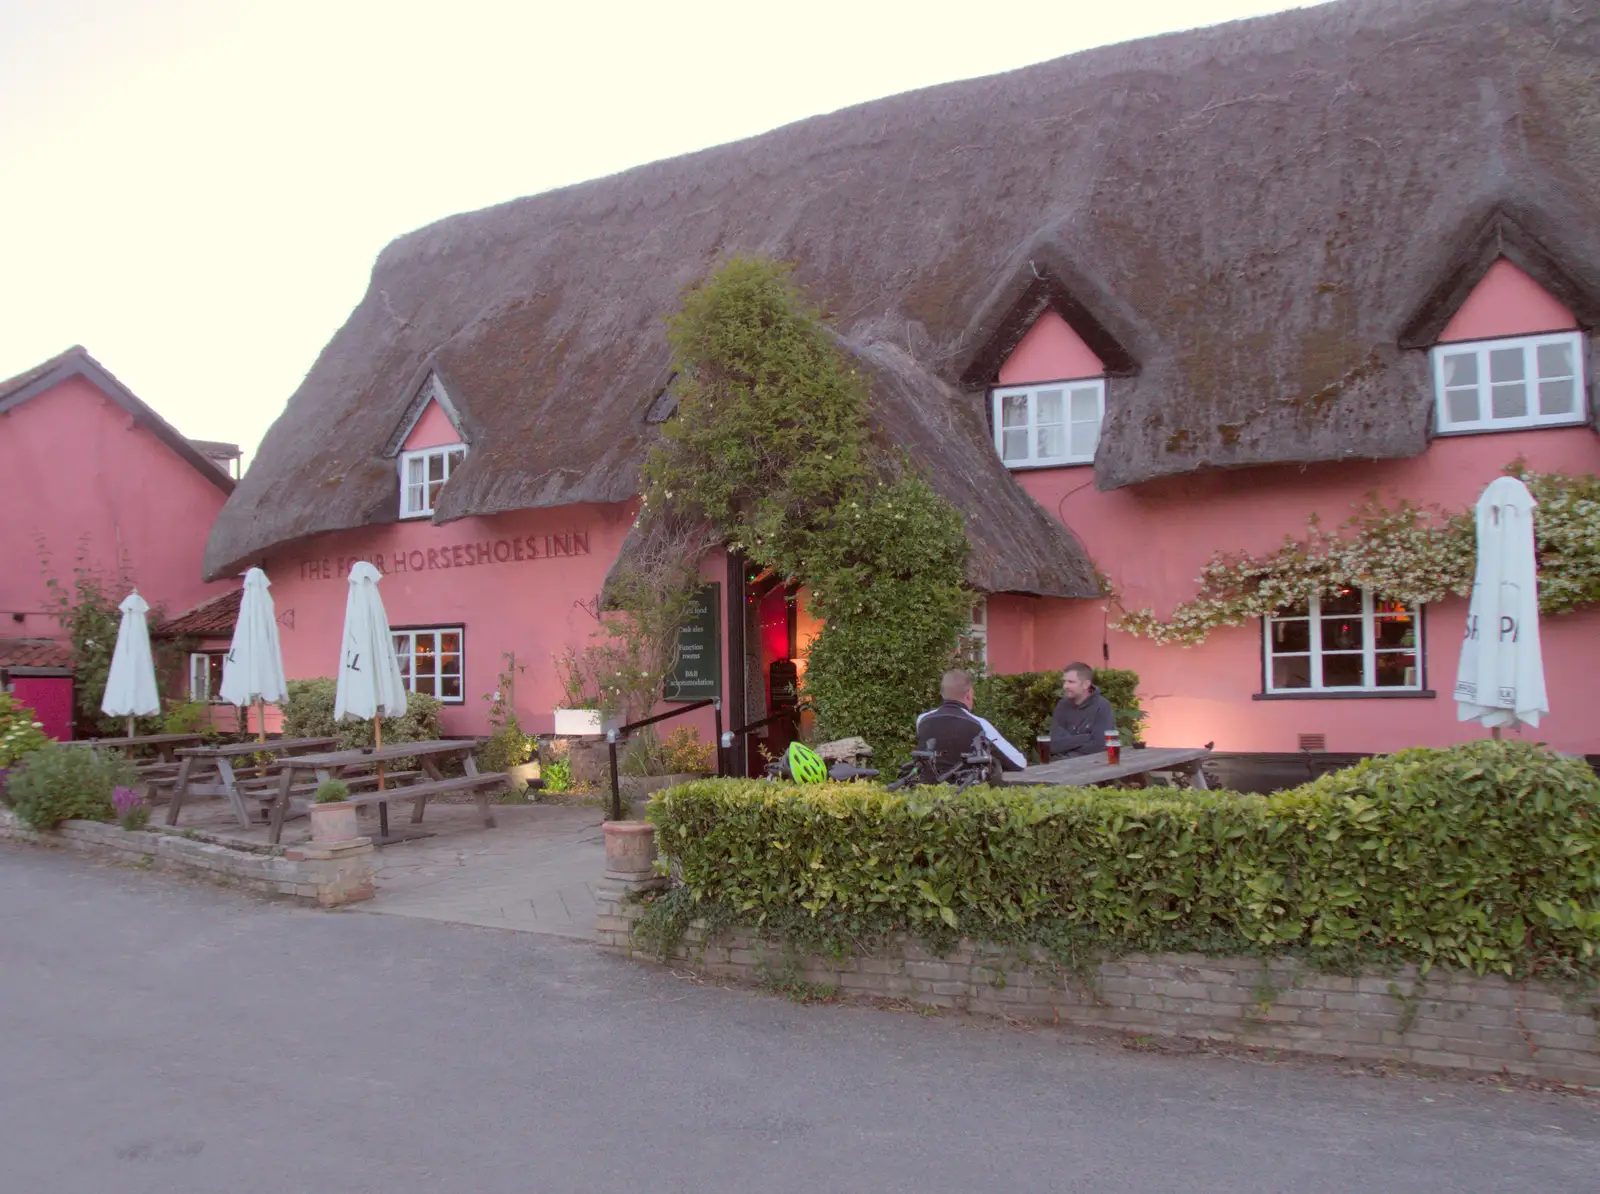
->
xmin=308 ymin=778 xmax=358 ymax=842
xmin=551 ymin=646 xmax=618 ymax=736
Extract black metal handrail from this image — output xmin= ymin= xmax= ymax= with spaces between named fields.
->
xmin=606 ymin=698 xmax=722 ymax=822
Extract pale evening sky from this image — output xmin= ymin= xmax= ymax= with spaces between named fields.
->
xmin=0 ymin=0 xmax=1320 ymax=467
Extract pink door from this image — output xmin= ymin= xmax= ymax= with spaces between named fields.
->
xmin=10 ymin=676 xmax=74 ymax=741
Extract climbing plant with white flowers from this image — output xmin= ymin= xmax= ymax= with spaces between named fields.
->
xmin=1115 ymin=468 xmax=1600 ymax=646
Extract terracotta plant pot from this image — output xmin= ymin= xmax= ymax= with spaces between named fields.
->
xmin=309 ymin=802 xmax=359 ymax=843
xmin=602 ymin=820 xmax=657 ymax=878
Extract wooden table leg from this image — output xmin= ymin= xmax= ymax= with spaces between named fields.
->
xmin=412 ymin=756 xmax=445 ymax=823
xmin=165 ymin=756 xmax=195 ymax=826
xmin=463 ymin=753 xmax=495 ymax=829
xmin=216 ymin=757 xmax=252 ymax=827
xmin=268 ymin=765 xmax=297 ymax=844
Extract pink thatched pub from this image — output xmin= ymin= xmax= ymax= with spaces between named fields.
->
xmin=201 ymin=0 xmax=1600 ymax=777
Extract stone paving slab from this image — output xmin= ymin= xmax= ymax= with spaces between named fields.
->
xmin=156 ymin=790 xmax=610 ymax=940
xmin=358 ymin=803 xmax=606 ymax=940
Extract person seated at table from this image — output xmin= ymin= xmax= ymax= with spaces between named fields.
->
xmin=1050 ymin=662 xmax=1117 ymax=760
xmin=915 ymin=669 xmax=1027 ymax=776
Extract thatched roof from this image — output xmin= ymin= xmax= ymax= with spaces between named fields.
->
xmin=207 ymin=0 xmax=1600 ymax=587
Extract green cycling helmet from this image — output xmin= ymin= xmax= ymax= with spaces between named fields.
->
xmin=786 ymin=742 xmax=828 ymax=784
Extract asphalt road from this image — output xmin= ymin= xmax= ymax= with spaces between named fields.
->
xmin=3 ymin=845 xmax=1597 ymax=1194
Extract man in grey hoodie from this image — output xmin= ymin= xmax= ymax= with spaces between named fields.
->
xmin=1050 ymin=662 xmax=1117 ymax=759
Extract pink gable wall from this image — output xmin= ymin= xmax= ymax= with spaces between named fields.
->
xmin=403 ymin=400 xmax=463 ymax=450
xmin=987 ymin=286 xmax=1600 ymax=757
xmin=1438 ymin=258 xmax=1577 ymax=342
xmin=0 ymin=375 xmax=233 ymax=639
xmin=997 ymin=310 xmax=1104 ymax=384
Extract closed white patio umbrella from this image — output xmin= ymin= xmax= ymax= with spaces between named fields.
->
xmin=333 ymin=562 xmax=407 ymax=781
xmin=219 ymin=568 xmax=288 ymax=741
xmin=1454 ymin=475 xmax=1548 ymax=735
xmin=101 ymin=591 xmax=161 ymax=737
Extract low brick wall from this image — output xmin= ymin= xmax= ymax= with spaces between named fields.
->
xmin=0 ymin=808 xmax=375 ymax=907
xmin=597 ymin=885 xmax=1600 ymax=1086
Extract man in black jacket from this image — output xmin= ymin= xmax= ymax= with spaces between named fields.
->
xmin=915 ymin=670 xmax=1027 ymax=777
xmin=1050 ymin=662 xmax=1117 ymax=759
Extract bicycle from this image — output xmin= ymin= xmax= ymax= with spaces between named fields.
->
xmin=885 ymin=733 xmax=999 ymax=793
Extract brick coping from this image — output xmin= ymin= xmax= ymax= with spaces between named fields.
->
xmin=0 ymin=806 xmax=375 ymax=907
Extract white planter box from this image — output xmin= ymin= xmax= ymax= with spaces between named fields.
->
xmin=554 ymin=708 xmax=612 ymax=737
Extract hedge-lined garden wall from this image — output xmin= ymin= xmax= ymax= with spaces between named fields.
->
xmin=643 ymin=741 xmax=1600 ymax=980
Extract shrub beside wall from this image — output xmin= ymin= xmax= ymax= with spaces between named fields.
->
xmin=6 ymin=743 xmax=136 ymax=830
xmin=280 ymin=678 xmax=443 ymax=752
xmin=645 ymin=741 xmax=1600 ymax=978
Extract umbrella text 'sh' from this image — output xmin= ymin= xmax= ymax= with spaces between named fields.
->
xmin=1454 ymin=475 xmax=1548 ymax=732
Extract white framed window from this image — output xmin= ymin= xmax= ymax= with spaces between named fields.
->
xmin=392 ymin=626 xmax=464 ymax=703
xmin=1263 ymin=589 xmax=1423 ymax=694
xmin=189 ymin=652 xmax=225 ymax=702
xmin=992 ymin=379 xmax=1104 ymax=468
xmin=961 ymin=598 xmax=989 ymax=668
xmin=399 ymin=445 xmax=467 ymax=518
xmin=1433 ymin=331 xmax=1586 ymax=433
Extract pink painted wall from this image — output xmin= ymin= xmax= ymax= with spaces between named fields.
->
xmin=402 ymin=400 xmax=462 ymax=451
xmin=997 ymin=310 xmax=1104 ymax=384
xmin=258 ymin=505 xmax=730 ymax=758
xmin=0 ymin=374 xmax=234 ymax=649
xmin=261 ymin=502 xmax=641 ymax=737
xmin=992 ymin=265 xmax=1600 ymax=755
xmin=1438 ymin=258 xmax=1577 ymax=342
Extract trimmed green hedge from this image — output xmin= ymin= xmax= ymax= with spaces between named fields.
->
xmin=646 ymin=741 xmax=1600 ymax=976
xmin=281 ymin=678 xmax=442 ymax=751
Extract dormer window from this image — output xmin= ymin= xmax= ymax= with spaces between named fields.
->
xmin=992 ymin=379 xmax=1104 ymax=468
xmin=1433 ymin=331 xmax=1585 ymax=434
xmin=399 ymin=444 xmax=466 ymax=518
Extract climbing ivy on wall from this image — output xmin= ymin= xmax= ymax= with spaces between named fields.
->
xmin=1115 ymin=467 xmax=1600 ymax=646
xmin=636 ymin=256 xmax=972 ymax=764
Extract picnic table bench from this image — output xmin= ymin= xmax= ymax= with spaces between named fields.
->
xmin=164 ymin=737 xmax=339 ymax=828
xmin=267 ymin=739 xmax=506 ymax=845
xmin=81 ymin=733 xmax=205 ymax=762
xmin=1002 ymin=746 xmax=1213 ymax=789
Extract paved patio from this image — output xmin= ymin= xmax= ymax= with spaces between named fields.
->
xmin=156 ymin=792 xmax=608 ymax=940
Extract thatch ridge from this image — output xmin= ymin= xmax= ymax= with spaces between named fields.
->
xmin=208 ymin=0 xmax=1600 ymax=583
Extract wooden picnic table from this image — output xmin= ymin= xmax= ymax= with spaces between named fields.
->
xmin=80 ymin=732 xmax=205 ymax=762
xmin=164 ymin=737 xmax=339 ymax=828
xmin=267 ymin=739 xmax=502 ymax=845
xmin=1002 ymin=746 xmax=1213 ymax=789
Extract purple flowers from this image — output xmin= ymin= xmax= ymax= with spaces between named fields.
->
xmin=112 ymin=786 xmax=148 ymax=830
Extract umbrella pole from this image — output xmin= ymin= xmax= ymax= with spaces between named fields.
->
xmin=1491 ymin=726 xmax=1502 ymax=741
xmin=256 ymin=697 xmax=266 ymax=744
xmin=126 ymin=715 xmax=134 ymax=739
xmin=375 ymin=716 xmax=386 ymax=791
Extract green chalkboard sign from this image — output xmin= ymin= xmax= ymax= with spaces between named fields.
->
xmin=662 ymin=583 xmax=721 ymax=702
